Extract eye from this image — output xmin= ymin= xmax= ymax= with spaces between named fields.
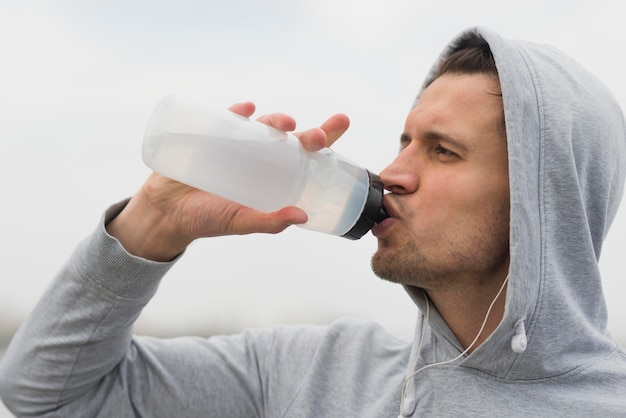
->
xmin=435 ymin=145 xmax=458 ymax=158
xmin=399 ymin=134 xmax=412 ymax=151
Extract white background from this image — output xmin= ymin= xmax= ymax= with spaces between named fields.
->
xmin=1 ymin=2 xmax=625 ymax=413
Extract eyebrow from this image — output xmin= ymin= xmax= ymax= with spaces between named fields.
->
xmin=400 ymin=130 xmax=470 ymax=152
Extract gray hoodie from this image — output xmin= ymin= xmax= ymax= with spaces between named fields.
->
xmin=1 ymin=27 xmax=625 ymax=417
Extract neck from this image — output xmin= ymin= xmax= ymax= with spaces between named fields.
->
xmin=426 ymin=272 xmax=508 ymax=353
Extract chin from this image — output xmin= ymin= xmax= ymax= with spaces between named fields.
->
xmin=370 ymin=248 xmax=403 ymax=285
xmin=370 ymin=238 xmax=428 ymax=287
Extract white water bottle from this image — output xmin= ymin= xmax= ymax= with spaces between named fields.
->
xmin=142 ymin=94 xmax=388 ymax=239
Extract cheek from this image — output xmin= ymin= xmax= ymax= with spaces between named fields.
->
xmin=459 ymin=175 xmax=511 ymax=233
xmin=426 ymin=171 xmax=510 ymax=221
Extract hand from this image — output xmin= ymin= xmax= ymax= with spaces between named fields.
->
xmin=106 ymin=102 xmax=350 ymax=261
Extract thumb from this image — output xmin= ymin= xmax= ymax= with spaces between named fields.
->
xmin=249 ymin=206 xmax=308 ymax=235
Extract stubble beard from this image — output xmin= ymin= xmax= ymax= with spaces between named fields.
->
xmin=371 ymin=238 xmax=448 ymax=289
xmin=370 ymin=207 xmax=510 ymax=290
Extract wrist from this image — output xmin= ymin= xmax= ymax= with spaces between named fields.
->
xmin=105 ymin=194 xmax=190 ymax=262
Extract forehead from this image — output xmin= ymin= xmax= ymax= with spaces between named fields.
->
xmin=406 ymin=73 xmax=505 ymax=146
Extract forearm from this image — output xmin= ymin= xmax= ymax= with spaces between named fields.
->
xmin=0 ymin=202 xmax=177 ymax=415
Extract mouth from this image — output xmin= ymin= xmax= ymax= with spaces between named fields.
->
xmin=371 ymin=195 xmax=396 ymax=237
xmin=380 ymin=194 xmax=397 ymax=218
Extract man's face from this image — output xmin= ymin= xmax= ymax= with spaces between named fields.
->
xmin=371 ymin=73 xmax=510 ymax=290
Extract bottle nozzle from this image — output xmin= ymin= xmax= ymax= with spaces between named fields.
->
xmin=342 ymin=170 xmax=387 ymax=240
xmin=375 ymin=202 xmax=389 ymax=223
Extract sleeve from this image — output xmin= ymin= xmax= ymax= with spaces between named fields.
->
xmin=0 ymin=202 xmax=280 ymax=418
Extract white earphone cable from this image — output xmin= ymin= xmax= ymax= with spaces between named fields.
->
xmin=399 ymin=276 xmax=509 ymax=416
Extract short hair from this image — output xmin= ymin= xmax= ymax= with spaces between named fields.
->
xmin=434 ymin=41 xmax=505 ymax=137
xmin=435 ymin=43 xmax=498 ymax=78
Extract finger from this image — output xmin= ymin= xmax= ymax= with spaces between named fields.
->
xmin=319 ymin=113 xmax=350 ymax=147
xmin=294 ymin=113 xmax=351 ymax=151
xmin=256 ymin=113 xmax=297 ymax=132
xmin=228 ymin=101 xmax=256 ymax=118
xmin=296 ymin=127 xmax=328 ymax=152
xmin=237 ymin=206 xmax=308 ymax=235
xmin=264 ymin=206 xmax=308 ymax=231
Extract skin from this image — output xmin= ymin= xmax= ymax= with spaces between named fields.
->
xmin=108 ymin=73 xmax=509 ymax=351
xmin=106 ymin=103 xmax=350 ymax=262
xmin=371 ymin=73 xmax=510 ymax=350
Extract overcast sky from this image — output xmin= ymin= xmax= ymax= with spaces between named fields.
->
xmin=1 ymin=0 xmax=624 ymax=344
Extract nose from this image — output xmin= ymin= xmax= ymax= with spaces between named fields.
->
xmin=379 ymin=147 xmax=419 ymax=195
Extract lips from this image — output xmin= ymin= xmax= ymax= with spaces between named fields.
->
xmin=380 ymin=194 xmax=397 ymax=219
xmin=371 ymin=195 xmax=396 ymax=237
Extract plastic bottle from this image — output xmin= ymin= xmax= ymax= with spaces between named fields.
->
xmin=142 ymin=94 xmax=388 ymax=239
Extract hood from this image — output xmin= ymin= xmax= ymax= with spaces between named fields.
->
xmin=405 ymin=27 xmax=626 ymax=380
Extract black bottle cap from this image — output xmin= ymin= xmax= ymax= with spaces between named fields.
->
xmin=342 ymin=170 xmax=389 ymax=240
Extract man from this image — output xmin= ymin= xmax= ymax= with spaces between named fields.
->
xmin=1 ymin=27 xmax=625 ymax=417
